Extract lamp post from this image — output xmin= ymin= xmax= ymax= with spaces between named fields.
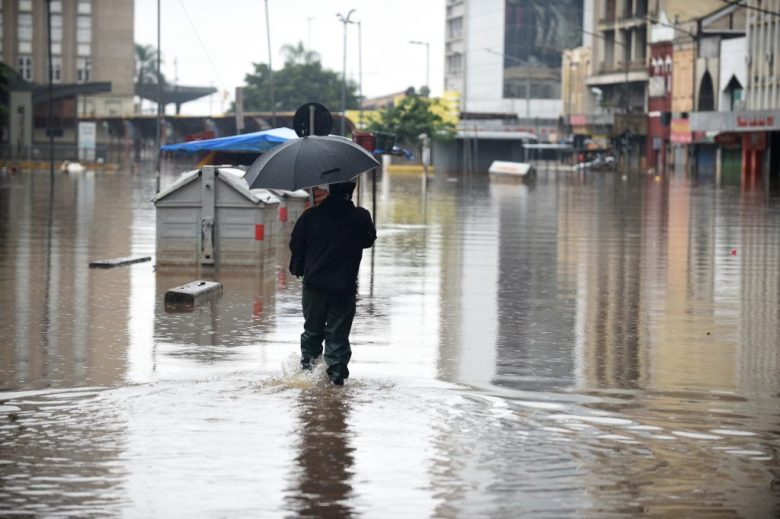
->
xmin=155 ymin=0 xmax=162 ymax=192
xmin=265 ymin=0 xmax=276 ymax=127
xmin=357 ymin=20 xmax=363 ymax=129
xmin=337 ymin=9 xmax=356 ymax=136
xmin=46 ymin=0 xmax=53 ymax=179
xmin=409 ymin=40 xmax=430 ymax=89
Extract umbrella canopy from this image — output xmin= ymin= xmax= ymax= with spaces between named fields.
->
xmin=245 ymin=135 xmax=380 ymax=190
xmin=160 ymin=127 xmax=297 ymax=154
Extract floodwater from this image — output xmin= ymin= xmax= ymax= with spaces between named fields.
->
xmin=1 ymin=165 xmax=779 ymax=517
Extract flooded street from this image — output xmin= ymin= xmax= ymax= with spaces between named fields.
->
xmin=1 ymin=166 xmax=779 ymax=517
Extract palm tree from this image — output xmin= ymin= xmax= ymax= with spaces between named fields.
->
xmin=135 ymin=44 xmax=162 ymax=87
xmin=280 ymin=41 xmax=320 ymax=65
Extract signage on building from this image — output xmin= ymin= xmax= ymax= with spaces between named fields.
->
xmin=78 ymin=121 xmax=97 ymax=161
xmin=691 ymin=109 xmax=780 ymax=132
xmin=670 ymin=118 xmax=691 ymax=143
xmin=736 ymin=113 xmax=775 ymax=129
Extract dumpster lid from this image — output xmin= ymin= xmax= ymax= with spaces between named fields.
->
xmin=153 ymin=167 xmax=281 ymax=206
xmin=268 ymin=189 xmax=310 ymax=200
xmin=152 ymin=169 xmax=200 ymax=203
xmin=249 ymin=188 xmax=282 ymax=204
xmin=217 ymin=168 xmax=280 ymax=205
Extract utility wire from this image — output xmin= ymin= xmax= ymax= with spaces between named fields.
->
xmin=176 ymin=0 xmax=227 ymax=92
xmin=639 ymin=15 xmax=697 ymax=38
xmin=721 ymin=0 xmax=780 ymax=17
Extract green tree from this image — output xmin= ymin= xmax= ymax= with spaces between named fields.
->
xmin=367 ymin=88 xmax=456 ymax=147
xmin=134 ymin=43 xmax=166 ymax=90
xmin=241 ymin=41 xmax=358 ymax=113
xmin=280 ymin=41 xmax=321 ymax=65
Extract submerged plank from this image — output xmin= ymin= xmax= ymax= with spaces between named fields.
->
xmin=89 ymin=255 xmax=152 ymax=268
xmin=164 ymin=280 xmax=223 ymax=306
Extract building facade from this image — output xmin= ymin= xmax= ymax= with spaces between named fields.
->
xmin=585 ymin=0 xmax=651 ymax=115
xmin=688 ymin=0 xmax=778 ymax=179
xmin=745 ymin=0 xmax=780 ymax=110
xmin=1 ymin=0 xmax=135 ymax=116
xmin=444 ymin=0 xmax=589 ymax=137
xmin=646 ymin=37 xmax=672 ymax=172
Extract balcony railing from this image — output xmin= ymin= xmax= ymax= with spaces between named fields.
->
xmin=598 ymin=15 xmax=617 ymax=27
xmin=597 ymin=60 xmax=648 ymax=76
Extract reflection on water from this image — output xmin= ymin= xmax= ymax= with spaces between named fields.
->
xmin=1 ymin=167 xmax=779 ymax=516
xmin=287 ymin=385 xmax=355 ymax=517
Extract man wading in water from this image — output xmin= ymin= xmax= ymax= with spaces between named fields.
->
xmin=289 ymin=182 xmax=376 ymax=385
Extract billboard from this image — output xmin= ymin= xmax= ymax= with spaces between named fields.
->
xmin=504 ymin=0 xmax=583 ymax=100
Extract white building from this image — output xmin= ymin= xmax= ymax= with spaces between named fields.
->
xmin=444 ymin=0 xmax=591 ymax=122
xmin=745 ymin=0 xmax=780 ymax=110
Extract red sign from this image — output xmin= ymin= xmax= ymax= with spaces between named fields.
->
xmin=737 ymin=114 xmax=775 ymax=129
xmin=255 ymin=224 xmax=265 ymax=241
xmin=278 ymin=206 xmax=288 ymax=223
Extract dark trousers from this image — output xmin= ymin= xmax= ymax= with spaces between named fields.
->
xmin=301 ymin=285 xmax=356 ymax=381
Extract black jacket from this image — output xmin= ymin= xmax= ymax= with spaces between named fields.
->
xmin=289 ymin=195 xmax=376 ymax=294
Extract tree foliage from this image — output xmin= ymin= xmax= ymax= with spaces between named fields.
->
xmin=280 ymin=41 xmax=320 ymax=65
xmin=242 ymin=41 xmax=358 ymax=113
xmin=134 ymin=44 xmax=166 ymax=88
xmin=366 ymin=88 xmax=456 ymax=146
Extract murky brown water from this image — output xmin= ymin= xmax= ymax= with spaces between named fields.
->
xmin=1 ymin=165 xmax=779 ymax=517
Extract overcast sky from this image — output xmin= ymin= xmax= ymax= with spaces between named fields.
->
xmin=134 ymin=0 xmax=445 ymax=115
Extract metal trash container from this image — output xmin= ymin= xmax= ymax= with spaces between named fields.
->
xmin=268 ymin=189 xmax=310 ymax=234
xmin=153 ymin=165 xmax=281 ymax=267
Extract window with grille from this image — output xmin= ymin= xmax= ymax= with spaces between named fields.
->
xmin=18 ymin=55 xmax=32 ymax=81
xmin=447 ymin=17 xmax=462 ymax=39
xmin=77 ymin=57 xmax=91 ymax=82
xmin=52 ymin=57 xmax=62 ymax=83
xmin=446 ymin=53 xmax=462 ymax=75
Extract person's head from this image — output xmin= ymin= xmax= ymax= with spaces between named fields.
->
xmin=328 ymin=181 xmax=356 ymax=201
xmin=312 ymin=186 xmax=329 ymax=206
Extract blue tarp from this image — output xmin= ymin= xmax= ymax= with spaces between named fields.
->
xmin=160 ymin=127 xmax=298 ymax=154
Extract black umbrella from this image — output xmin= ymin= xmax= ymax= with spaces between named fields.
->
xmin=245 ymin=135 xmax=380 ymax=191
